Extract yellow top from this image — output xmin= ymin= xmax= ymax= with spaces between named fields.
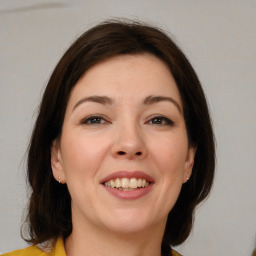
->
xmin=2 ymin=237 xmax=65 ymax=256
xmin=2 ymin=237 xmax=181 ymax=256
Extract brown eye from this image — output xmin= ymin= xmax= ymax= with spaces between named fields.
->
xmin=148 ymin=116 xmax=174 ymax=126
xmin=81 ymin=115 xmax=108 ymax=125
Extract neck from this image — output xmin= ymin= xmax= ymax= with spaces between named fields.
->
xmin=64 ymin=218 xmax=165 ymax=256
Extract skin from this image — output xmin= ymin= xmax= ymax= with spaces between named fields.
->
xmin=51 ymin=54 xmax=195 ymax=256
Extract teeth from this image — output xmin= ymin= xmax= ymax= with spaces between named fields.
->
xmin=110 ymin=179 xmax=115 ymax=187
xmin=115 ymin=178 xmax=121 ymax=188
xmin=104 ymin=178 xmax=150 ymax=189
xmin=121 ymin=178 xmax=129 ymax=188
xmin=130 ymin=178 xmax=137 ymax=188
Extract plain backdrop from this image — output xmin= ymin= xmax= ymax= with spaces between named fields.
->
xmin=0 ymin=1 xmax=255 ymax=255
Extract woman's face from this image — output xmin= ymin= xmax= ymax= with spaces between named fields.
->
xmin=51 ymin=54 xmax=195 ymax=235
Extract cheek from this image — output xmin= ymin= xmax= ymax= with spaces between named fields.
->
xmin=60 ymin=133 xmax=109 ymax=181
xmin=151 ymin=136 xmax=188 ymax=175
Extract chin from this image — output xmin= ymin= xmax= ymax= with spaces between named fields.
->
xmin=100 ymin=208 xmax=161 ymax=235
xmin=106 ymin=222 xmax=150 ymax=235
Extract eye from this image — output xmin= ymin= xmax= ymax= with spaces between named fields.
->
xmin=147 ymin=116 xmax=174 ymax=126
xmin=80 ymin=115 xmax=109 ymax=125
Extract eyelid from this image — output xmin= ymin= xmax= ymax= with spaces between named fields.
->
xmin=145 ymin=114 xmax=174 ymax=126
xmin=79 ymin=114 xmax=111 ymax=125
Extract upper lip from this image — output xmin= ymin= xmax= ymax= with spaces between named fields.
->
xmin=100 ymin=171 xmax=155 ymax=184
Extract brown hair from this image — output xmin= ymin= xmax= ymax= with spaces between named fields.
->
xmin=23 ymin=19 xmax=215 ymax=255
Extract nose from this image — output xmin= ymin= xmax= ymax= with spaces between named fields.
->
xmin=111 ymin=124 xmax=147 ymax=160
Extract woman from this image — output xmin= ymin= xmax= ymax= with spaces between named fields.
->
xmin=4 ymin=19 xmax=215 ymax=256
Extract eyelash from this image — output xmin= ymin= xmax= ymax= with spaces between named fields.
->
xmin=147 ymin=115 xmax=174 ymax=126
xmin=80 ymin=115 xmax=174 ymax=126
xmin=80 ymin=115 xmax=109 ymax=125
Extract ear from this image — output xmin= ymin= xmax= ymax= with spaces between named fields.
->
xmin=183 ymin=146 xmax=196 ymax=183
xmin=51 ymin=139 xmax=66 ymax=184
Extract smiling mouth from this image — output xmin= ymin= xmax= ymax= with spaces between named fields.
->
xmin=104 ymin=178 xmax=151 ymax=191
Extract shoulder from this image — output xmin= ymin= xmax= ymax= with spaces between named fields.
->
xmin=2 ymin=237 xmax=66 ymax=256
xmin=1 ymin=245 xmax=46 ymax=256
xmin=171 ymin=249 xmax=182 ymax=256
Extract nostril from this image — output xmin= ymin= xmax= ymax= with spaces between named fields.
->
xmin=117 ymin=151 xmax=142 ymax=156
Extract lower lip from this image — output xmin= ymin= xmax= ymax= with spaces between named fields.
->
xmin=102 ymin=184 xmax=153 ymax=200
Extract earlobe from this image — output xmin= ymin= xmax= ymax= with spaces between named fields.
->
xmin=184 ymin=146 xmax=196 ymax=183
xmin=51 ymin=140 xmax=66 ymax=184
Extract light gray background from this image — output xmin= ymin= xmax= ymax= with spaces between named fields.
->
xmin=0 ymin=0 xmax=255 ymax=255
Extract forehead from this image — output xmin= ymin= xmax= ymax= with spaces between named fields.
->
xmin=68 ymin=54 xmax=182 ymax=107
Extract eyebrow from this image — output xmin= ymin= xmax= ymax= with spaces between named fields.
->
xmin=144 ymin=95 xmax=182 ymax=113
xmin=72 ymin=95 xmax=182 ymax=113
xmin=72 ymin=96 xmax=113 ymax=112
